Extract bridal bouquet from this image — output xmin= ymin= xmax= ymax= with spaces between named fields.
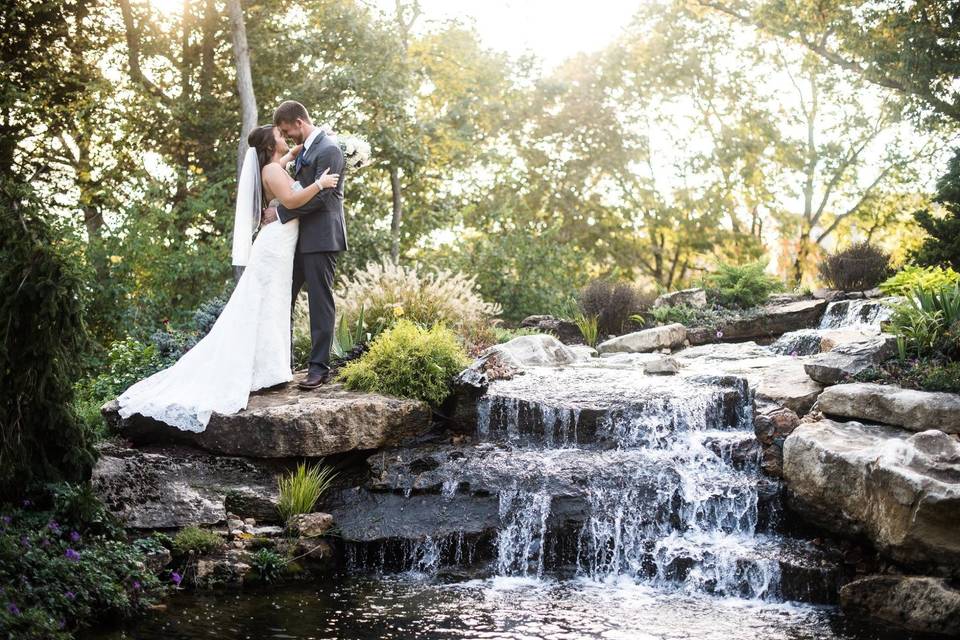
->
xmin=337 ymin=134 xmax=372 ymax=169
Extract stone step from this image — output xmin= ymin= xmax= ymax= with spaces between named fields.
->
xmin=103 ymin=381 xmax=432 ymax=458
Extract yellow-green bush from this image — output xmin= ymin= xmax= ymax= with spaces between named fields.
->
xmin=337 ymin=320 xmax=470 ymax=405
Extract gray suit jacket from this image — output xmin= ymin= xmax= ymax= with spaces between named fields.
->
xmin=277 ymin=131 xmax=348 ymax=253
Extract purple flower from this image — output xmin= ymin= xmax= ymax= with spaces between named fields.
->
xmin=170 ymin=571 xmax=183 ymax=586
xmin=790 ymin=350 xmax=798 ymax=358
xmin=716 ymin=330 xmax=724 ymax=339
xmin=20 ymin=536 xmax=30 ymax=548
xmin=132 ymin=580 xmax=141 ymax=591
xmin=1 ymin=515 xmax=10 ymax=525
xmin=64 ymin=548 xmax=80 ymax=561
xmin=22 ymin=499 xmax=31 ymax=507
xmin=41 ymin=538 xmax=51 ymax=548
xmin=48 ymin=521 xmax=61 ymax=534
xmin=7 ymin=602 xmax=20 ymax=616
xmin=70 ymin=530 xmax=81 ymax=543
xmin=65 ymin=591 xmax=76 ymax=601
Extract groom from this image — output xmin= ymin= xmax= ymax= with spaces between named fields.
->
xmin=263 ymin=100 xmax=348 ymax=389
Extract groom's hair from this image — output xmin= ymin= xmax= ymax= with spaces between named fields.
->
xmin=273 ymin=101 xmax=311 ymax=126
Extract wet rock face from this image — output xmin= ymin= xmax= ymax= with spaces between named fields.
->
xmin=817 ymin=382 xmax=960 ymax=434
xmin=803 ymin=336 xmax=895 ymax=385
xmin=91 ymin=443 xmax=284 ymax=528
xmin=753 ymin=402 xmax=801 ymax=478
xmin=839 ymin=575 xmax=960 ymax=637
xmin=783 ymin=420 xmax=960 ymax=576
xmin=103 ymin=382 xmax=432 ymax=458
xmin=597 ymin=323 xmax=687 ymax=354
xmin=519 ymin=315 xmax=585 ymax=345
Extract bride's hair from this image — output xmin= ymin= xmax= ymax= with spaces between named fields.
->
xmin=247 ymin=125 xmax=277 ymax=171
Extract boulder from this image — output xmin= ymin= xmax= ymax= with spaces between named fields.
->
xmin=483 ymin=334 xmax=591 ymax=369
xmin=753 ymin=402 xmax=801 ymax=477
xmin=783 ymin=420 xmax=960 ymax=575
xmin=687 ymin=299 xmax=828 ymax=345
xmin=597 ymin=323 xmax=686 ymax=354
xmin=756 ymin=361 xmax=823 ymax=415
xmin=91 ymin=442 xmax=284 ymax=528
xmin=803 ymin=335 xmax=895 ymax=385
xmin=567 ymin=344 xmax=599 ymax=359
xmin=839 ymin=575 xmax=960 ymax=636
xmin=817 ymin=382 xmax=960 ymax=434
xmin=104 ymin=382 xmax=431 ymax=458
xmin=643 ymin=356 xmax=680 ymax=375
xmin=519 ymin=315 xmax=585 ymax=344
xmin=288 ymin=512 xmax=334 ymax=537
xmin=653 ymin=287 xmax=707 ymax=309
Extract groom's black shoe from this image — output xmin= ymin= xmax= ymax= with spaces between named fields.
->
xmin=298 ymin=370 xmax=332 ymax=390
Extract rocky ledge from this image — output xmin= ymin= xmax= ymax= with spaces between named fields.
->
xmin=783 ymin=420 xmax=960 ymax=576
xmin=817 ymin=382 xmax=960 ymax=434
xmin=840 ymin=575 xmax=960 ymax=637
xmin=103 ymin=381 xmax=432 ymax=458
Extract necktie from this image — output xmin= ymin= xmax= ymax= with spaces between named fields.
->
xmin=295 ymin=146 xmax=305 ymax=174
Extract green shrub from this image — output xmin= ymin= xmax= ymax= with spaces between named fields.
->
xmin=333 ymin=262 xmax=500 ymax=340
xmin=818 ymin=242 xmax=891 ymax=291
xmin=704 ymin=261 xmax=783 ymax=309
xmin=1 ymin=200 xmax=94 ymax=499
xmin=338 ymin=320 xmax=470 ymax=405
xmin=887 ymin=283 xmax=960 ymax=359
xmin=578 ymin=279 xmax=651 ymax=336
xmin=0 ymin=483 xmax=163 ymax=637
xmin=879 ymin=265 xmax=960 ymax=296
xmin=648 ymin=304 xmax=700 ymax=326
xmin=854 ymin=359 xmax=960 ymax=394
xmin=250 ymin=549 xmax=286 ymax=582
xmin=911 ymin=148 xmax=960 ymax=270
xmin=277 ymin=462 xmax=338 ymax=523
xmin=171 ymin=526 xmax=223 ymax=556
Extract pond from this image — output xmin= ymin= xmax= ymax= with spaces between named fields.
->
xmin=83 ymin=574 xmax=931 ymax=640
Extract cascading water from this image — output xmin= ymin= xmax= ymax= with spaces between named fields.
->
xmin=345 ymin=365 xmax=825 ymax=603
xmin=770 ymin=297 xmax=896 ymax=355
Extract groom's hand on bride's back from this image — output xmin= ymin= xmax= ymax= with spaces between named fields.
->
xmin=262 ymin=207 xmax=279 ymax=225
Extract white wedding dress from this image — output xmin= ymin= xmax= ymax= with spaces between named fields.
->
xmin=117 ymin=197 xmax=299 ymax=432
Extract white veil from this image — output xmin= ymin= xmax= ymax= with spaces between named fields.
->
xmin=231 ymin=147 xmax=263 ymax=267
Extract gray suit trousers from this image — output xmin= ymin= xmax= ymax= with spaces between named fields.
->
xmin=292 ymin=251 xmax=338 ymax=374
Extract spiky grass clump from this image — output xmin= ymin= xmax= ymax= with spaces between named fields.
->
xmin=277 ymin=462 xmax=338 ymax=523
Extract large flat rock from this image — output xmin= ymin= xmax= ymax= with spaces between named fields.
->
xmin=839 ymin=575 xmax=960 ymax=637
xmin=756 ymin=360 xmax=823 ymax=415
xmin=817 ymin=382 xmax=960 ymax=434
xmin=103 ymin=382 xmax=432 ymax=457
xmin=804 ymin=336 xmax=895 ymax=385
xmin=91 ymin=442 xmax=284 ymax=528
xmin=688 ymin=299 xmax=827 ymax=345
xmin=783 ymin=420 xmax=960 ymax=576
xmin=484 ymin=334 xmax=591 ymax=368
xmin=597 ymin=323 xmax=686 ymax=354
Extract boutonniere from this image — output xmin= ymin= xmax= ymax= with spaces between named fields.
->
xmin=286 ymin=160 xmax=296 ymax=177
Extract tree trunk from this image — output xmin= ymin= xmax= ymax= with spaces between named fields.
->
xmin=227 ymin=0 xmax=258 ymax=178
xmin=390 ymin=165 xmax=403 ymax=262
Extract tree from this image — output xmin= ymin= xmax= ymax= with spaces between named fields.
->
xmin=1 ymin=185 xmax=94 ymax=498
xmin=912 ymin=149 xmax=960 ymax=269
xmin=697 ymin=0 xmax=960 ymax=125
xmin=227 ymin=0 xmax=258 ymax=176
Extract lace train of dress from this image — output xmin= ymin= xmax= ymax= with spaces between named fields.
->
xmin=118 ymin=207 xmax=298 ymax=432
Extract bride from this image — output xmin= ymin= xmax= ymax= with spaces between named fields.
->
xmin=117 ymin=125 xmax=340 ymax=432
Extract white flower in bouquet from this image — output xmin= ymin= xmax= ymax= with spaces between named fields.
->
xmin=337 ymin=134 xmax=372 ymax=169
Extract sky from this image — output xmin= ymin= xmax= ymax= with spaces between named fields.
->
xmin=371 ymin=0 xmax=640 ymax=70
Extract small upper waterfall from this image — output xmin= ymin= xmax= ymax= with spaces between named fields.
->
xmin=770 ymin=297 xmax=896 ymax=356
